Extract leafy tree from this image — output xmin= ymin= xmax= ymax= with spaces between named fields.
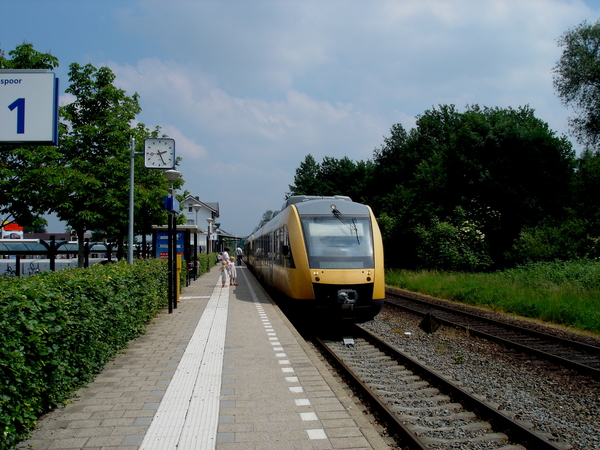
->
xmin=261 ymin=210 xmax=275 ymax=222
xmin=0 ymin=43 xmax=60 ymax=229
xmin=373 ymin=105 xmax=575 ymax=269
xmin=553 ymin=20 xmax=600 ymax=147
xmin=572 ymin=149 xmax=600 ymax=224
xmin=369 ymin=124 xmax=410 ymax=209
xmin=254 ymin=210 xmax=275 ymax=230
xmin=414 ymin=207 xmax=493 ymax=272
xmin=288 ymin=154 xmax=372 ymax=202
xmin=48 ymin=62 xmax=142 ymax=265
xmin=0 ymin=42 xmax=58 ymax=70
xmin=507 ymin=217 xmax=597 ymax=263
xmin=540 ymin=148 xmax=600 ymax=263
xmin=288 ymin=154 xmax=323 ymax=196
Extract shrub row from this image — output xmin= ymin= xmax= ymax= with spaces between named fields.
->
xmin=196 ymin=252 xmax=218 ymax=276
xmin=0 ymin=259 xmax=168 ymax=449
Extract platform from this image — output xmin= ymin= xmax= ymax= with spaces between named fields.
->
xmin=15 ymin=265 xmax=390 ymax=449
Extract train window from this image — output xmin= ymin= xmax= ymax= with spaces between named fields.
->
xmin=282 ymin=225 xmax=294 ymax=268
xmin=300 ymin=216 xmax=374 ymax=269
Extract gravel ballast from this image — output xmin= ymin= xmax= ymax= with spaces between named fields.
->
xmin=360 ymin=303 xmax=600 ymax=450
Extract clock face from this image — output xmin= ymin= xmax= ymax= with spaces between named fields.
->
xmin=144 ymin=138 xmax=175 ymax=169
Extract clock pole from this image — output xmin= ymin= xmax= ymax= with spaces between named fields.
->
xmin=142 ymin=138 xmax=178 ymax=312
xmin=128 ymin=138 xmax=143 ymax=264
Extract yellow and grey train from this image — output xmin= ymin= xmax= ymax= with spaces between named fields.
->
xmin=245 ymin=195 xmax=385 ymax=322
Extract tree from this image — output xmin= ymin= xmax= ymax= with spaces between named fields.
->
xmin=372 ymin=105 xmax=575 ymax=269
xmin=572 ymin=149 xmax=600 ymax=225
xmin=0 ymin=42 xmax=58 ymax=70
xmin=0 ymin=43 xmax=60 ymax=229
xmin=414 ymin=206 xmax=493 ymax=272
xmin=288 ymin=154 xmax=372 ymax=201
xmin=48 ymin=62 xmax=142 ymax=266
xmin=553 ymin=20 xmax=600 ymax=148
xmin=250 ymin=210 xmax=276 ymax=234
xmin=288 ymin=154 xmax=322 ymax=196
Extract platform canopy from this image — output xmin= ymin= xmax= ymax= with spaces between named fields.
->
xmin=0 ymin=239 xmax=109 ymax=256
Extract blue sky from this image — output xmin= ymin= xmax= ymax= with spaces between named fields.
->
xmin=2 ymin=0 xmax=600 ymax=237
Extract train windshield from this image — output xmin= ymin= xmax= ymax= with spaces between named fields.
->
xmin=300 ymin=215 xmax=374 ymax=269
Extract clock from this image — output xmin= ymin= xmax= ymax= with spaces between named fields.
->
xmin=144 ymin=138 xmax=175 ymax=169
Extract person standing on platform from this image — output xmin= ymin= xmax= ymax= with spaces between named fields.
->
xmin=222 ymin=247 xmax=231 ymax=264
xmin=219 ymin=260 xmax=229 ymax=287
xmin=228 ymin=257 xmax=237 ymax=286
xmin=235 ymin=245 xmax=243 ymax=266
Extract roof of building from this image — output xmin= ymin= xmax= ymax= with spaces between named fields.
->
xmin=182 ymin=195 xmax=219 ymax=217
xmin=216 ymin=227 xmax=243 ymax=240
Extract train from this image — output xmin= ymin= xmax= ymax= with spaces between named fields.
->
xmin=244 ymin=195 xmax=385 ymax=322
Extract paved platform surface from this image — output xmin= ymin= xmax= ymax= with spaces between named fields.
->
xmin=15 ymin=265 xmax=391 ymax=450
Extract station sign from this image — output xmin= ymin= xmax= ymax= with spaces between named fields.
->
xmin=0 ymin=70 xmax=59 ymax=145
xmin=155 ymin=231 xmax=185 ymax=259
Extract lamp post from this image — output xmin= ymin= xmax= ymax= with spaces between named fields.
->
xmin=192 ymin=204 xmax=201 ymax=277
xmin=206 ymin=218 xmax=213 ymax=255
xmin=164 ymin=169 xmax=181 ymax=314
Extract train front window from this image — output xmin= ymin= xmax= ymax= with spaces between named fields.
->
xmin=300 ymin=215 xmax=374 ymax=269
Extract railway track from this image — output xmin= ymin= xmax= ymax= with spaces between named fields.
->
xmin=314 ymin=325 xmax=564 ymax=450
xmin=385 ymin=289 xmax=600 ymax=381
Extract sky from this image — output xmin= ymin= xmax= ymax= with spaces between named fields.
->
xmin=2 ymin=0 xmax=600 ymax=237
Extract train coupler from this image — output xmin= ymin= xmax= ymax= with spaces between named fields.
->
xmin=338 ymin=289 xmax=358 ymax=306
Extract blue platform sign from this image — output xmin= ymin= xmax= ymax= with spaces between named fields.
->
xmin=0 ymin=70 xmax=59 ymax=145
xmin=155 ymin=231 xmax=185 ymax=259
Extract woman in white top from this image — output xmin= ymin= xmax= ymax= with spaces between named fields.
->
xmin=221 ymin=246 xmax=231 ymax=263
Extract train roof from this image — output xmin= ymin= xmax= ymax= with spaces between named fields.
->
xmin=281 ymin=195 xmax=352 ymax=210
xmin=286 ymin=195 xmax=370 ymax=215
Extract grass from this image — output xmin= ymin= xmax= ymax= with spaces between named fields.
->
xmin=385 ymin=259 xmax=600 ymax=334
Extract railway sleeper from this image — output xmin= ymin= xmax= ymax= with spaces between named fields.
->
xmin=375 ymin=387 xmax=440 ymax=397
xmin=395 ymin=380 xmax=429 ymax=389
xmin=389 ymin=402 xmax=463 ymax=413
xmin=347 ymin=361 xmax=412 ymax=373
xmin=353 ymin=366 xmax=411 ymax=376
xmin=387 ymin=394 xmax=451 ymax=404
xmin=408 ymin=421 xmax=492 ymax=433
xmin=419 ymin=432 xmax=512 ymax=446
xmin=394 ymin=375 xmax=423 ymax=383
xmin=393 ymin=410 xmax=478 ymax=423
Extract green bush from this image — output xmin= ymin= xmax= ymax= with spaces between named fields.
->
xmin=196 ymin=252 xmax=218 ymax=274
xmin=507 ymin=218 xmax=599 ymax=263
xmin=0 ymin=259 xmax=167 ymax=449
xmin=414 ymin=207 xmax=493 ymax=272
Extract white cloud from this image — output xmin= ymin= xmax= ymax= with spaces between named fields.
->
xmin=16 ymin=0 xmax=597 ymax=236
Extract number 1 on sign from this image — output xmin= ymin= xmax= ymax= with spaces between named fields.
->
xmin=8 ymin=98 xmax=25 ymax=134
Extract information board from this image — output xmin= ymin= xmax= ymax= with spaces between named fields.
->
xmin=0 ymin=70 xmax=59 ymax=145
xmin=155 ymin=231 xmax=185 ymax=259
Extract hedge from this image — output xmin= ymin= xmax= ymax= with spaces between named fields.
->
xmin=196 ymin=252 xmax=218 ymax=275
xmin=0 ymin=259 xmax=168 ymax=449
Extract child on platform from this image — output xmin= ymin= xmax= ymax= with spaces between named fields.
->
xmin=228 ymin=257 xmax=237 ymax=286
xmin=219 ymin=260 xmax=229 ymax=287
